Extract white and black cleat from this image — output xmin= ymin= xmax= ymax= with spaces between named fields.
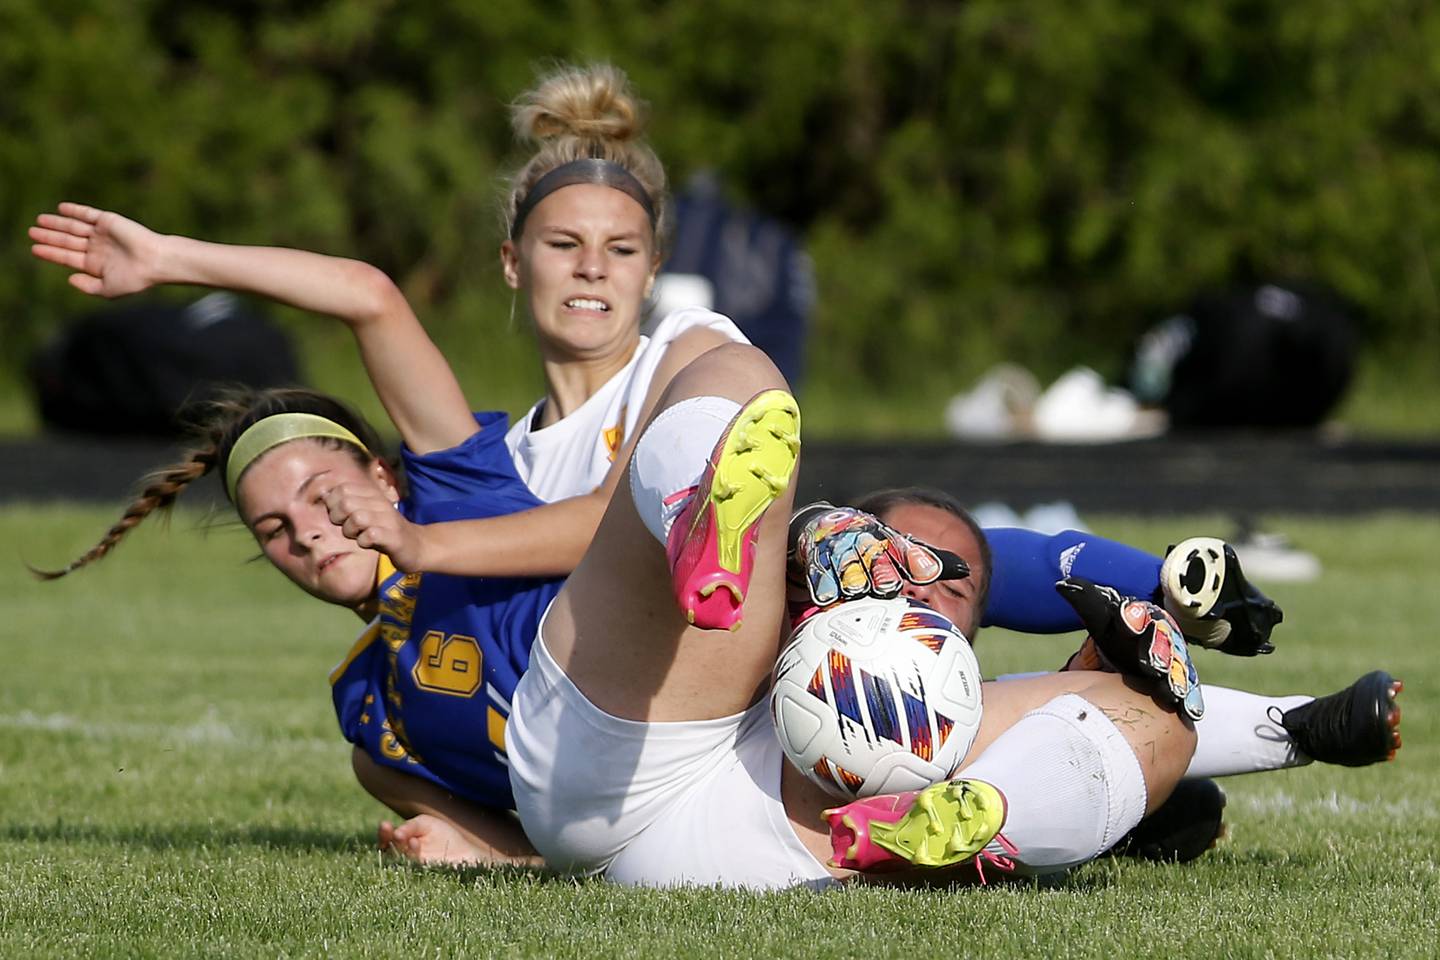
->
xmin=1161 ymin=537 xmax=1282 ymax=656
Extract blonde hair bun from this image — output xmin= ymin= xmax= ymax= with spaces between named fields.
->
xmin=503 ymin=62 xmax=669 ymax=243
xmin=512 ymin=63 xmax=646 ymax=148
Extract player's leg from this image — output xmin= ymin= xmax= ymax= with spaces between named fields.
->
xmin=539 ymin=341 xmax=798 ymax=723
xmin=983 ymin=671 xmax=1403 ymax=866
xmin=984 ymin=527 xmax=1165 ymax=633
xmin=1187 ymin=671 xmax=1402 ymax=777
xmin=817 ymin=669 xmax=1196 ymax=876
xmin=507 ymin=343 xmax=803 ymax=876
xmin=1074 ymin=670 xmax=1403 ymax=866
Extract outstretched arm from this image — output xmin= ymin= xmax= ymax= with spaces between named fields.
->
xmin=29 ymin=203 xmax=475 ymax=455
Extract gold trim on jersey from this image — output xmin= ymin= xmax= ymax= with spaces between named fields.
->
xmin=327 ymin=555 xmax=398 ymax=686
xmin=329 ymin=621 xmax=381 ymax=686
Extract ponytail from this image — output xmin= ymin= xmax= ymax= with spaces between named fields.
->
xmin=31 ymin=445 xmax=220 ymax=580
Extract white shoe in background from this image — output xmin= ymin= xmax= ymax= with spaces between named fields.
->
xmin=968 ymin=501 xmax=1024 ymax=528
xmin=1022 ymin=501 xmax=1089 ymax=535
xmin=1031 ymin=366 xmax=1167 ymax=443
xmin=945 ymin=364 xmax=1041 ymax=441
xmin=966 ymin=501 xmax=1087 ymax=535
xmin=1230 ymin=530 xmax=1322 ymax=583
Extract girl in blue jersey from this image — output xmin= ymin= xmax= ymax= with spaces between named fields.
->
xmin=29 ymin=198 xmax=568 ymax=863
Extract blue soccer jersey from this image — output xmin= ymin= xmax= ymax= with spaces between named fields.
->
xmin=329 ymin=412 xmax=563 ymax=810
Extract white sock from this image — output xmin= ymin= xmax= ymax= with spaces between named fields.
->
xmin=628 ymin=396 xmax=740 ymax=545
xmin=957 ymin=693 xmax=1147 ymax=874
xmin=1186 ymin=685 xmax=1313 ymax=778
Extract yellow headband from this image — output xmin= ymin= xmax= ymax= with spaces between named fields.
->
xmin=225 ymin=413 xmax=371 ymax=501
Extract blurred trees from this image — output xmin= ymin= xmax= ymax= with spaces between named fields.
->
xmin=4 ymin=0 xmax=1439 ymax=428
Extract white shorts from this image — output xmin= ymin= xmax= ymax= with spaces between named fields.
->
xmin=506 ymin=628 xmax=835 ymax=890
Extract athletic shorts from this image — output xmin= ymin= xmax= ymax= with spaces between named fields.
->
xmin=506 ymin=623 xmax=836 ymax=890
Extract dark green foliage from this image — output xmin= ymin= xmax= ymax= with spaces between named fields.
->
xmin=5 ymin=1 xmax=1439 ymax=427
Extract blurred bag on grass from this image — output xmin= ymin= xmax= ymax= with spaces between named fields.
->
xmin=27 ymin=293 xmax=302 ymax=438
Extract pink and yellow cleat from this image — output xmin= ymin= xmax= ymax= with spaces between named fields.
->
xmin=667 ymin=389 xmax=801 ymax=631
xmin=823 ymin=778 xmax=1017 ymax=881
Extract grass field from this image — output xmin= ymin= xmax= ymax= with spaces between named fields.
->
xmin=2 ymin=506 xmax=1436 ymax=958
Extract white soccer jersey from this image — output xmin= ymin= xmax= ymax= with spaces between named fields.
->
xmin=504 ymin=307 xmax=748 ymax=502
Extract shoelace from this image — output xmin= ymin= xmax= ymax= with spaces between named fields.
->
xmin=972 ymin=832 xmax=1021 ymax=885
xmin=1265 ymin=692 xmax=1349 ymax=755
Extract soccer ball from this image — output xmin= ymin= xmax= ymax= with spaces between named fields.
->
xmin=769 ymin=596 xmax=984 ymax=800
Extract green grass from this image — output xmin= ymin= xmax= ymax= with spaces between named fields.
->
xmin=2 ymin=507 xmax=1436 ymax=958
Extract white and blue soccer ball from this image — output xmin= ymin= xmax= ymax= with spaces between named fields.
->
xmin=770 ymin=596 xmax=984 ymax=800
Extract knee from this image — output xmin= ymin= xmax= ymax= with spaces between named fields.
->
xmin=661 ymin=343 xmax=788 ymax=406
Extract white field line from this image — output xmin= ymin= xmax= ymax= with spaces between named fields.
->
xmin=1239 ymin=789 xmax=1439 ymax=819
xmin=0 ymin=710 xmax=336 ymax=752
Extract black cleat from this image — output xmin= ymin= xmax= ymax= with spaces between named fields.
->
xmin=1160 ymin=537 xmax=1283 ymax=656
xmin=1278 ymin=670 xmax=1403 ymax=767
xmin=1111 ymin=778 xmax=1227 ymax=863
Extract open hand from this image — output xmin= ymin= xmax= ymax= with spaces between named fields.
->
xmin=29 ymin=202 xmax=163 ymax=298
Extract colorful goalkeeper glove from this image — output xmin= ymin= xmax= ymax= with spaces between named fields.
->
xmin=787 ymin=503 xmax=969 ymax=608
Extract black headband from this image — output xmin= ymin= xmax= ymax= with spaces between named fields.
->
xmin=510 ymin=158 xmax=657 ymax=239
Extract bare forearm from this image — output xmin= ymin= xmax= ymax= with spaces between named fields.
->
xmin=154 ymin=235 xmax=396 ymax=324
xmin=414 ymin=492 xmax=608 ymax=578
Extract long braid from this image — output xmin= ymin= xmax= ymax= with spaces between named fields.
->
xmin=31 ymin=441 xmax=223 ymax=581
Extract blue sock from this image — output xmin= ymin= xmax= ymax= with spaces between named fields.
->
xmin=982 ymin=528 xmax=1163 ymax=633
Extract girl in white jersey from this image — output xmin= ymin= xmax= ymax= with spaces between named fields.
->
xmin=332 ymin=63 xmax=749 ymax=576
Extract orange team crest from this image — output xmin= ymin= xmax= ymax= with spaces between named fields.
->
xmin=603 ymin=405 xmax=627 ymax=462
